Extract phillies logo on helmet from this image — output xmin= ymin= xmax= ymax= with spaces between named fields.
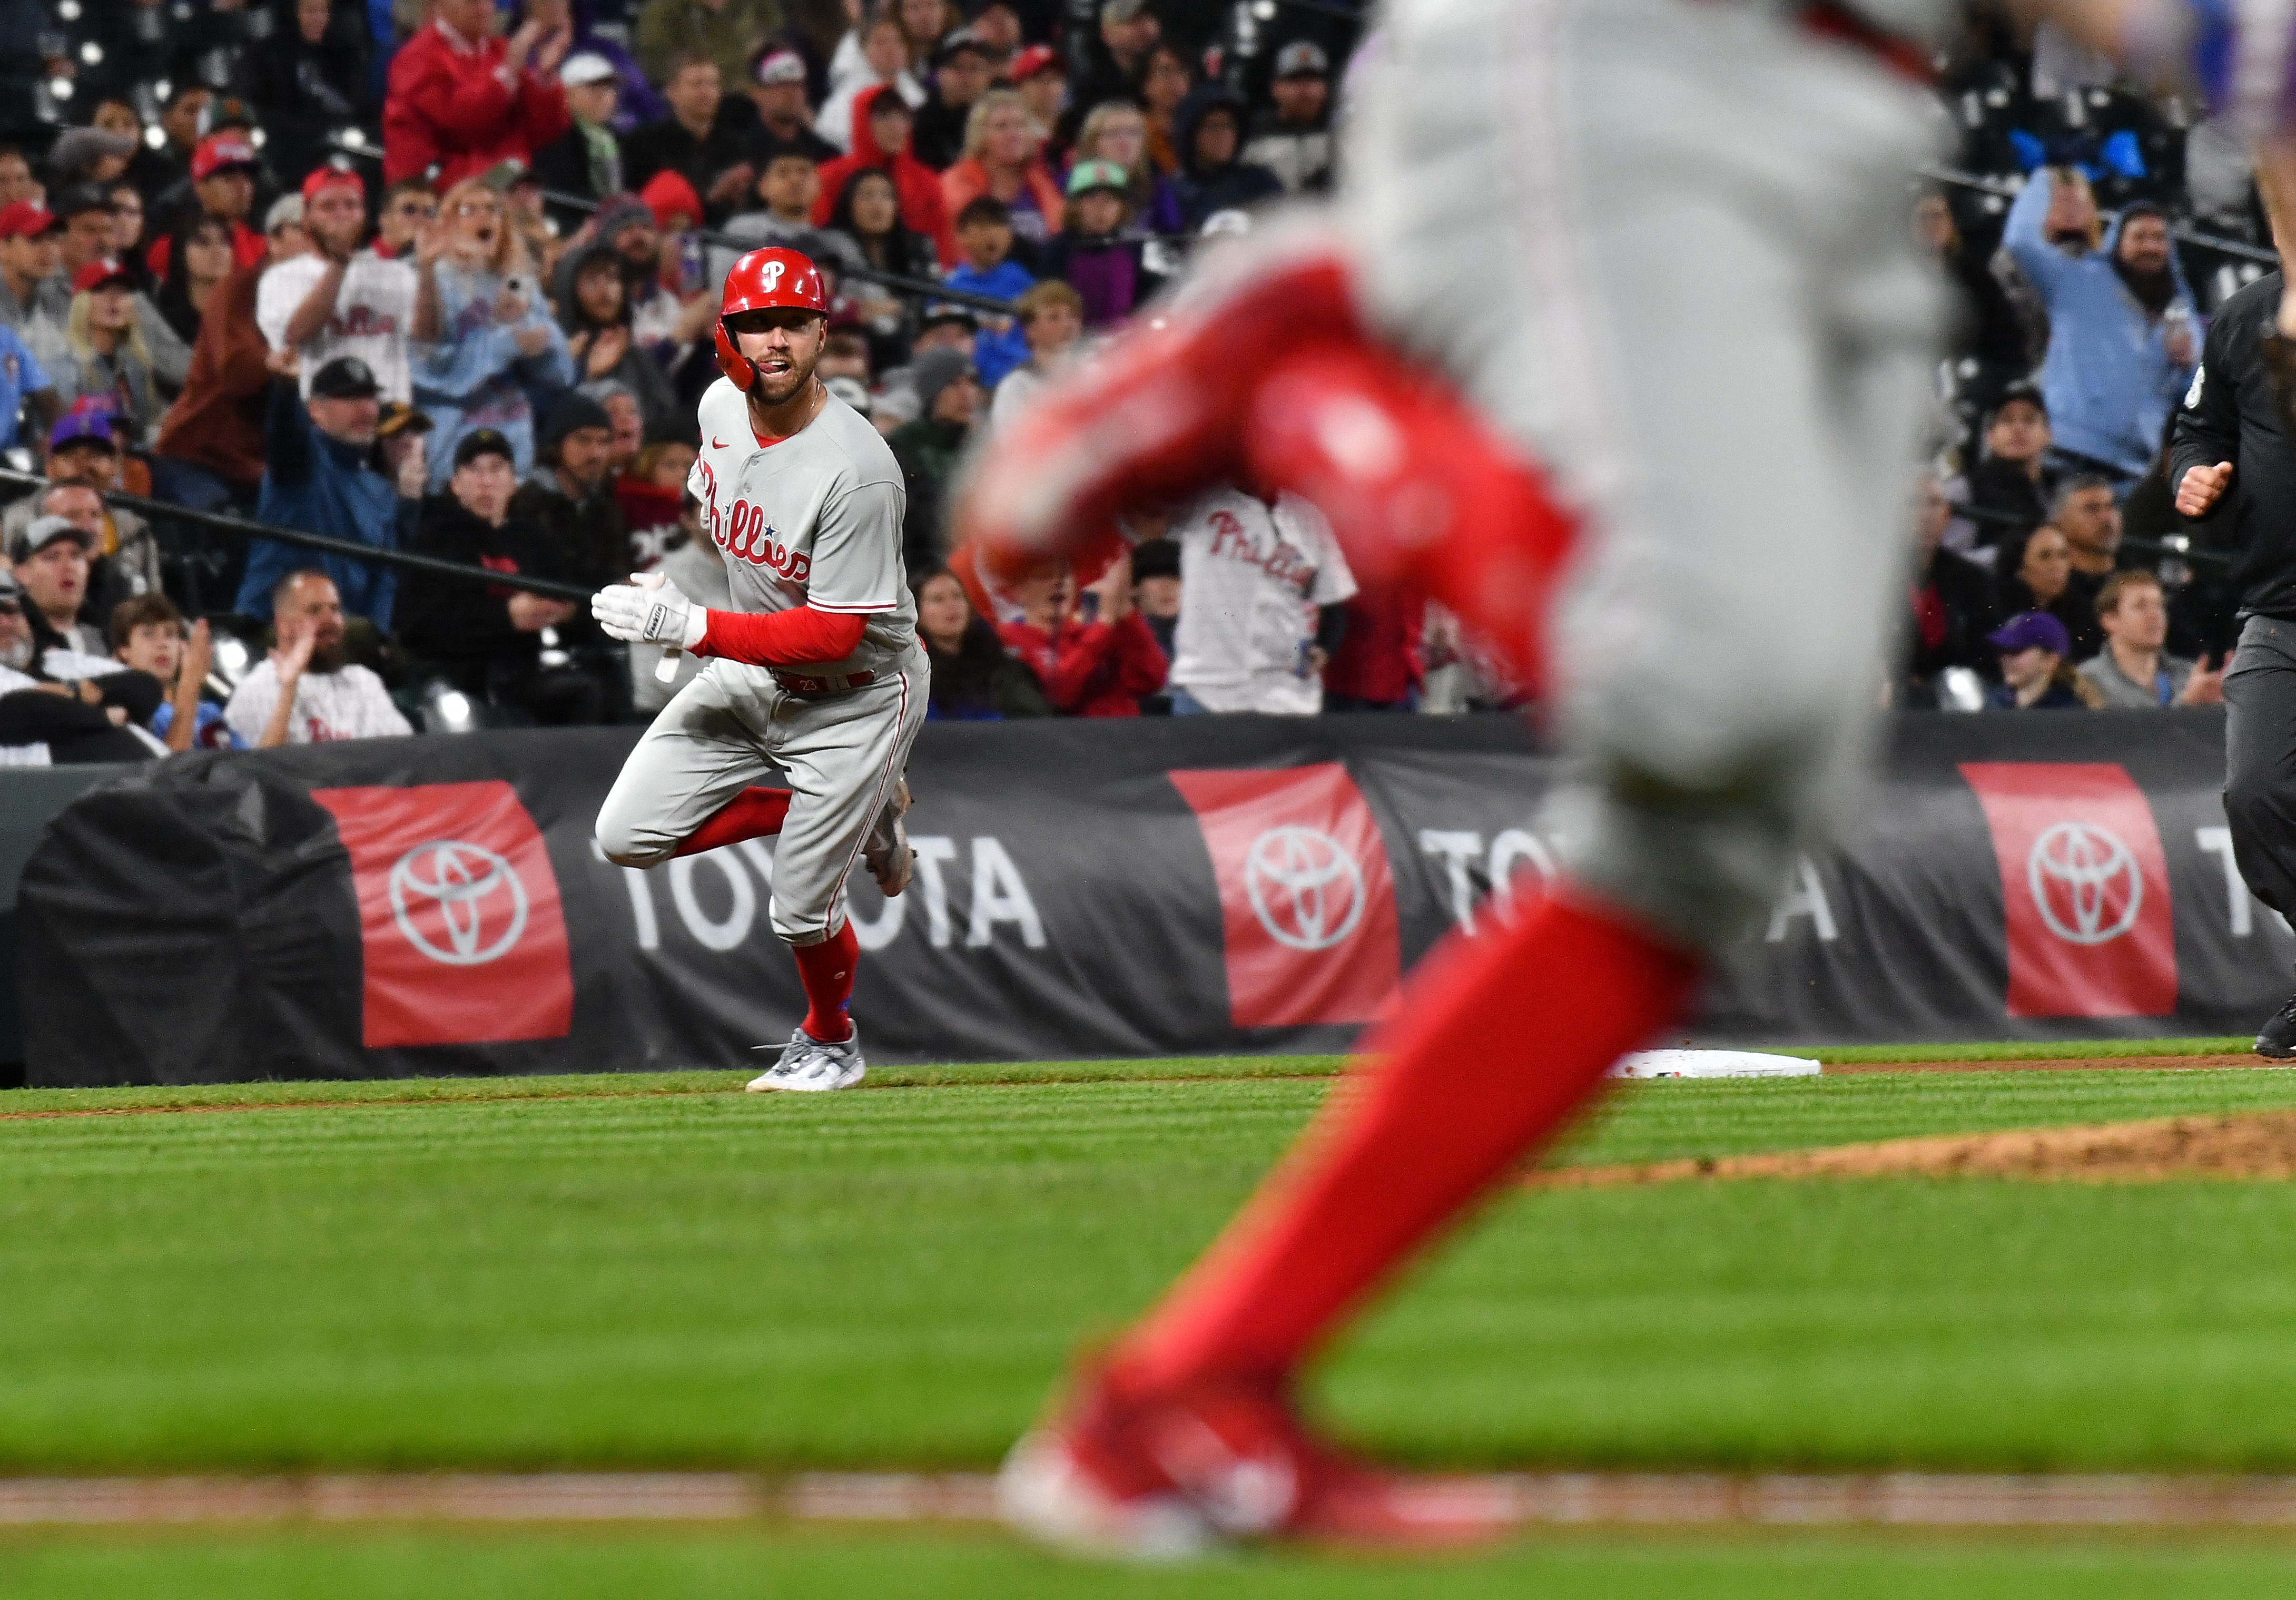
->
xmin=721 ymin=247 xmax=825 ymax=317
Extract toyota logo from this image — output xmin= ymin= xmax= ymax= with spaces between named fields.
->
xmin=388 ymin=840 xmax=530 ymax=966
xmin=2026 ymin=820 xmax=2142 ymax=946
xmin=1244 ymin=825 xmax=1366 ymax=952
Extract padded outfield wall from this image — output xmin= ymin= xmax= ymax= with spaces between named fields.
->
xmin=7 ymin=710 xmax=2278 ymax=1086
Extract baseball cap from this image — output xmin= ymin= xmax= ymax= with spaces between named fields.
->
xmin=1274 ymin=40 xmax=1329 ymax=77
xmin=10 ymin=515 xmax=95 ymax=564
xmin=1101 ymin=0 xmax=1148 ymax=22
xmin=560 ymin=51 xmax=618 ymax=88
xmin=1066 ymin=158 xmax=1127 ymax=197
xmin=753 ymin=48 xmax=806 ymax=86
xmin=196 ymin=96 xmax=259 ymax=139
xmin=191 ymin=134 xmax=260 ymax=182
xmin=263 ymin=194 xmax=304 ymax=235
xmin=1990 ymin=380 xmax=2048 ymax=421
xmin=376 ymin=400 xmax=433 ymax=438
xmin=1988 ymin=611 xmax=2071 ymax=657
xmin=309 ymin=356 xmax=382 ymax=399
xmin=453 ymin=427 xmax=515 ymax=469
xmin=47 ymin=407 xmax=120 ymax=453
xmin=1006 ymin=44 xmax=1062 ymax=80
xmin=919 ymin=302 xmax=979 ymax=335
xmin=0 ymin=201 xmax=57 ymax=240
xmin=935 ymin=27 xmax=990 ymax=64
xmin=52 ymin=183 xmax=115 ymax=222
xmin=70 ymin=258 xmax=133 ymax=295
xmin=301 ymin=164 xmax=365 ymax=203
xmin=824 ymin=374 xmax=872 ymax=416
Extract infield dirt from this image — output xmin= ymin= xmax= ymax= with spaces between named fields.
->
xmin=1536 ymin=1110 xmax=2296 ymax=1187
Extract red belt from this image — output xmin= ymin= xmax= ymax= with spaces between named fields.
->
xmin=1795 ymin=0 xmax=1934 ymax=83
xmin=1694 ymin=0 xmax=1933 ymax=84
xmin=773 ymin=668 xmax=876 ymax=697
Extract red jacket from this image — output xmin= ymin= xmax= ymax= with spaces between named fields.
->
xmin=940 ymin=156 xmax=1063 ymax=240
xmin=998 ymin=611 xmax=1166 ymax=717
xmin=812 ymin=84 xmax=954 ymax=268
xmin=154 ymin=261 xmax=272 ymax=488
xmin=1322 ymin=587 xmax=1425 ymax=706
xmin=383 ymin=21 xmax=571 ymax=189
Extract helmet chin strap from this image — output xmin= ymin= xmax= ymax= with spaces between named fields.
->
xmin=715 ymin=319 xmax=761 ymax=391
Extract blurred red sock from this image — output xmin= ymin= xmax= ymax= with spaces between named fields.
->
xmin=1114 ymin=890 xmax=1696 ymax=1390
xmin=791 ymin=921 xmax=860 ymax=1042
xmin=673 ymin=787 xmax=792 ymax=858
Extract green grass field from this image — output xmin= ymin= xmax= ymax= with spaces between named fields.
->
xmin=9 ymin=1047 xmax=2296 ymax=1594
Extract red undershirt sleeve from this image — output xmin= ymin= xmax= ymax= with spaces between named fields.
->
xmin=692 ymin=606 xmax=869 ymax=668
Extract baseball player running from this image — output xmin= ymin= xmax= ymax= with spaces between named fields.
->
xmin=594 ymin=247 xmax=924 ymax=1093
xmin=954 ymin=0 xmax=2285 ymax=1556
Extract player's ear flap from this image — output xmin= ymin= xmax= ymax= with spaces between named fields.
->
xmin=714 ymin=320 xmax=756 ymax=391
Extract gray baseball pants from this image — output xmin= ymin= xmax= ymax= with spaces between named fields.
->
xmin=596 ymin=649 xmax=928 ymax=944
xmin=1344 ymin=0 xmax=1946 ymax=954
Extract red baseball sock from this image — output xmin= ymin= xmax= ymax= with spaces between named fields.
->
xmin=790 ymin=921 xmax=860 ymax=1042
xmin=673 ymin=787 xmax=792 ymax=858
xmin=1112 ymin=888 xmax=1697 ymax=1391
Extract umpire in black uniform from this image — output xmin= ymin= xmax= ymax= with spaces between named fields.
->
xmin=2170 ymin=267 xmax=2296 ymax=1054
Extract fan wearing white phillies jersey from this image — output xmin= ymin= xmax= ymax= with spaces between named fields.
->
xmin=593 ymin=247 xmax=925 ymax=1094
xmin=1168 ymin=487 xmax=1356 ymax=715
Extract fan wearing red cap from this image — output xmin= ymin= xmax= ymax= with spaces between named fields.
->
xmin=0 ymin=201 xmax=66 ymax=329
xmin=590 ymin=243 xmax=923 ymax=1096
xmin=1006 ymin=44 xmax=1067 ymax=148
xmin=255 ymin=165 xmax=423 ymax=407
xmin=44 ymin=259 xmax=159 ymax=443
xmin=145 ymin=136 xmax=268 ymax=278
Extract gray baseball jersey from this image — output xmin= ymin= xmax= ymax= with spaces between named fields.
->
xmin=597 ymin=376 xmax=927 ymax=955
xmin=687 ymin=377 xmax=918 ymax=674
xmin=1337 ymin=0 xmax=1948 ymax=952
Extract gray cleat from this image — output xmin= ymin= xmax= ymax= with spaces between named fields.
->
xmin=747 ymin=1024 xmax=866 ymax=1092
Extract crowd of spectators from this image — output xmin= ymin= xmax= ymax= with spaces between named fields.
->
xmin=0 ymin=0 xmax=1390 ymax=762
xmin=1898 ymin=12 xmax=2295 ymax=715
xmin=0 ymin=1 xmax=2263 ymax=763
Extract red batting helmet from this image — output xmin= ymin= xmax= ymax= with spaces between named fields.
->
xmin=715 ymin=247 xmax=829 ymax=390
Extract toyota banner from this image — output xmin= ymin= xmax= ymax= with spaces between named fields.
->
xmin=13 ymin=710 xmax=2285 ymax=1087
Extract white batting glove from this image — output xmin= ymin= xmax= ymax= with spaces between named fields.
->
xmin=593 ymin=571 xmax=707 ymax=648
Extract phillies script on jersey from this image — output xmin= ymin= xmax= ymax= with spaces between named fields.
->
xmin=694 ymin=459 xmax=814 ymax=586
xmin=1205 ymin=504 xmax=1323 ymax=596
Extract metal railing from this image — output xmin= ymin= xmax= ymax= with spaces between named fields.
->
xmin=0 ymin=468 xmax=598 ymax=606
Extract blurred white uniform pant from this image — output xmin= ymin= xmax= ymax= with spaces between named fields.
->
xmin=1344 ymin=0 xmax=1946 ymax=951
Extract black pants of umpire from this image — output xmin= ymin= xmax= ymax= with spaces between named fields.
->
xmin=2224 ymin=615 xmax=2296 ymax=920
